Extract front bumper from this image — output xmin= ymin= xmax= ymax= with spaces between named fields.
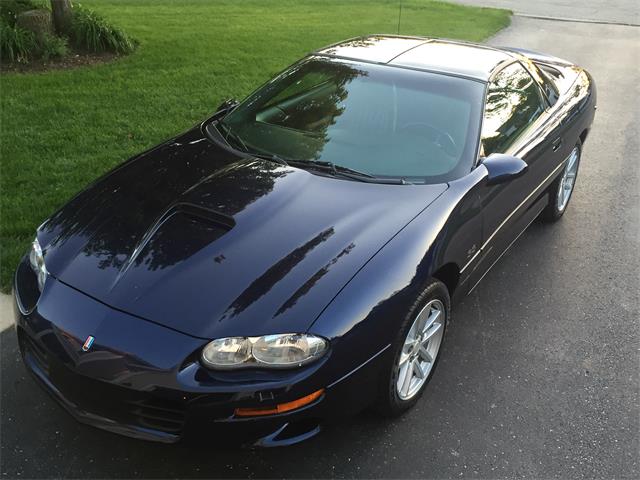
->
xmin=13 ymin=257 xmax=385 ymax=446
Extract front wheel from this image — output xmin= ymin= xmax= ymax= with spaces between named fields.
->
xmin=541 ymin=141 xmax=581 ymax=222
xmin=375 ymin=279 xmax=450 ymax=416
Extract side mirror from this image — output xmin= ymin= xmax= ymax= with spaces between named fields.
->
xmin=482 ymin=153 xmax=528 ymax=185
xmin=216 ymin=98 xmax=239 ymax=114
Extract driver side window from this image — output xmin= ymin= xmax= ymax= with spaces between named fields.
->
xmin=481 ymin=62 xmax=546 ymax=156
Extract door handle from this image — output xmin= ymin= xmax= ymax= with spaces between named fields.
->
xmin=552 ymin=137 xmax=563 ymax=152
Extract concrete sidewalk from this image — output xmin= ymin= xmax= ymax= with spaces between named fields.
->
xmin=0 ymin=293 xmax=13 ymax=331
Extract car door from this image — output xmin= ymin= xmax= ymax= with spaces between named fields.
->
xmin=465 ymin=61 xmax=562 ymax=290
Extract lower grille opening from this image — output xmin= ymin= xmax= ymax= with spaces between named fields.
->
xmin=19 ymin=327 xmax=187 ymax=437
xmin=126 ymin=398 xmax=186 ymax=434
xmin=19 ymin=329 xmax=50 ymax=375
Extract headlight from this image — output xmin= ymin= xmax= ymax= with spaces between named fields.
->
xmin=29 ymin=237 xmax=47 ymax=291
xmin=201 ymin=337 xmax=252 ymax=367
xmin=201 ymin=333 xmax=328 ymax=370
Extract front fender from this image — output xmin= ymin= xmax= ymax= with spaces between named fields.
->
xmin=307 ymin=167 xmax=486 ymax=387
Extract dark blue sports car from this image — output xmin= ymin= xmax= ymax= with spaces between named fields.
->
xmin=14 ymin=35 xmax=596 ymax=446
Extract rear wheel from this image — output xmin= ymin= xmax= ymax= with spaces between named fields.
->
xmin=541 ymin=141 xmax=581 ymax=222
xmin=375 ymin=279 xmax=449 ymax=416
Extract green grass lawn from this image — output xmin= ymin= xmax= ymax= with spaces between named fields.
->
xmin=0 ymin=0 xmax=510 ymax=292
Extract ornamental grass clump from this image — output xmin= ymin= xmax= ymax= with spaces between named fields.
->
xmin=0 ymin=21 xmax=38 ymax=63
xmin=70 ymin=6 xmax=136 ymax=54
xmin=1 ymin=20 xmax=69 ymax=63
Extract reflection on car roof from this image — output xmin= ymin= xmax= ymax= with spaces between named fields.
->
xmin=315 ymin=35 xmax=514 ymax=81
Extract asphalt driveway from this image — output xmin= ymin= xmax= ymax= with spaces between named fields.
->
xmin=450 ymin=0 xmax=640 ymax=25
xmin=1 ymin=9 xmax=638 ymax=480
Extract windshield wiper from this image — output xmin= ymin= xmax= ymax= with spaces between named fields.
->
xmin=247 ymin=152 xmax=290 ymax=166
xmin=288 ymin=159 xmax=411 ymax=185
xmin=314 ymin=161 xmax=374 ymax=178
xmin=210 ymin=130 xmax=290 ymax=168
xmin=215 ymin=121 xmax=249 ymax=152
xmin=206 ymin=129 xmax=411 ymax=185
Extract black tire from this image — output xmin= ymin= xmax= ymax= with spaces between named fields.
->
xmin=541 ymin=140 xmax=582 ymax=223
xmin=375 ymin=278 xmax=450 ymax=417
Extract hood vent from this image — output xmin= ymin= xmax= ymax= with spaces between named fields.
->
xmin=108 ymin=203 xmax=234 ymax=291
xmin=173 ymin=202 xmax=236 ymax=230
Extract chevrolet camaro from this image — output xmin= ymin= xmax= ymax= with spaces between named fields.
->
xmin=14 ymin=35 xmax=596 ymax=446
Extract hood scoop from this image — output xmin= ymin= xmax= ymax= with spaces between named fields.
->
xmin=109 ymin=203 xmax=234 ymax=291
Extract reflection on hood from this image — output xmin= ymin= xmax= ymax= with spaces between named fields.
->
xmin=40 ymin=126 xmax=447 ymax=339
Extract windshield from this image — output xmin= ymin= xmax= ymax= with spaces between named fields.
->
xmin=217 ymin=57 xmax=484 ymax=183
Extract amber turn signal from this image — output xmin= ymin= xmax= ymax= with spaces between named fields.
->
xmin=234 ymin=388 xmax=324 ymax=417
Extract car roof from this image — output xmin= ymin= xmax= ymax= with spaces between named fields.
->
xmin=314 ymin=35 xmax=517 ymax=82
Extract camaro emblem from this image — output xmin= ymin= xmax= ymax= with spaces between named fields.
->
xmin=466 ymin=244 xmax=478 ymax=259
xmin=82 ymin=335 xmax=95 ymax=352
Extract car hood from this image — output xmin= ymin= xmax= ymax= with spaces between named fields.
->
xmin=40 ymin=126 xmax=447 ymax=339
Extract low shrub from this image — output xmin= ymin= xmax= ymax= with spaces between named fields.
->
xmin=0 ymin=21 xmax=38 ymax=63
xmin=70 ymin=6 xmax=136 ymax=54
xmin=39 ymin=32 xmax=68 ymax=61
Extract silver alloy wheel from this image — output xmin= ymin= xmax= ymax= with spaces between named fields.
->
xmin=557 ymin=147 xmax=580 ymax=212
xmin=396 ymin=299 xmax=445 ymax=401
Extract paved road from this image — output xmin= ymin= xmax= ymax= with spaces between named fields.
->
xmin=450 ymin=0 xmax=640 ymax=25
xmin=2 ymin=13 xmax=639 ymax=480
